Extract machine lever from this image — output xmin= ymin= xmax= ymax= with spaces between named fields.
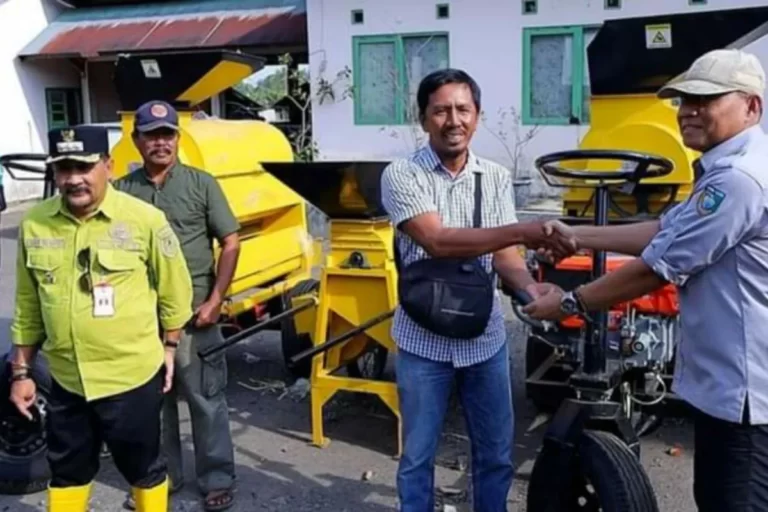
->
xmin=198 ymin=298 xmax=318 ymax=361
xmin=509 ymin=288 xmax=535 ymax=306
xmin=506 ymin=287 xmax=556 ymax=332
xmin=288 ymin=309 xmax=396 ymax=367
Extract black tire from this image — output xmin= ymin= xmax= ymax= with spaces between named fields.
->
xmin=346 ymin=344 xmax=388 ymax=381
xmin=0 ymin=353 xmax=52 ymax=495
xmin=527 ymin=429 xmax=659 ymax=511
xmin=281 ymin=279 xmax=320 ymax=379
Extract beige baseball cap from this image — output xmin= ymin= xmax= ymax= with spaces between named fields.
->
xmin=657 ymin=49 xmax=766 ymax=99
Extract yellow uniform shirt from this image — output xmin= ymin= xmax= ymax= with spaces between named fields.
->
xmin=11 ymin=184 xmax=194 ymax=401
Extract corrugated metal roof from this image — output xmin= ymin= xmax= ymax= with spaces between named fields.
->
xmin=19 ymin=0 xmax=306 ymax=59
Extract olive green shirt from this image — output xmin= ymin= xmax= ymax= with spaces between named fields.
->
xmin=114 ymin=163 xmax=240 ymax=308
xmin=11 ymin=184 xmax=194 ymax=401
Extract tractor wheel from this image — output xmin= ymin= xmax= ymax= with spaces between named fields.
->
xmin=0 ymin=354 xmax=52 ymax=495
xmin=346 ymin=344 xmax=388 ymax=381
xmin=280 ymin=279 xmax=320 ymax=380
xmin=527 ymin=430 xmax=659 ymax=512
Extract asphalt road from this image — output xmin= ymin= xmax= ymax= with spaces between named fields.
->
xmin=0 ymin=203 xmax=696 ymax=511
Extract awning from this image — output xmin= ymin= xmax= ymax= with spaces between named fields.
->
xmin=18 ymin=0 xmax=306 ymax=60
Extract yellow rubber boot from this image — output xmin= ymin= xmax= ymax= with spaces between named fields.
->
xmin=132 ymin=477 xmax=169 ymax=512
xmin=47 ymin=483 xmax=92 ymax=512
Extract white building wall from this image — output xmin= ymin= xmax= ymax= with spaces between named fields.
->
xmin=307 ymin=0 xmax=768 ymax=198
xmin=0 ymin=0 xmax=80 ymax=204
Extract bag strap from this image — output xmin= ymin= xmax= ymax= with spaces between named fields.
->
xmin=473 ymin=171 xmax=482 ymax=228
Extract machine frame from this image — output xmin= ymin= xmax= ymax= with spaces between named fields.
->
xmin=508 ymin=148 xmax=676 ymax=510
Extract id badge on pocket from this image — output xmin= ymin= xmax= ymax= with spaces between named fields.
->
xmin=93 ymin=283 xmax=115 ymax=318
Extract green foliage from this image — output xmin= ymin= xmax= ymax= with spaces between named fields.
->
xmin=231 ymin=53 xmax=354 ymax=162
xmin=234 ymin=66 xmax=310 ymax=107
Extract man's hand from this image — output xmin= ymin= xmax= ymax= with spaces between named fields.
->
xmin=521 ymin=221 xmax=578 ymax=261
xmin=10 ymin=379 xmax=37 ymax=421
xmin=522 ymin=285 xmax=567 ymax=320
xmin=535 ymin=220 xmax=579 ymax=262
xmin=194 ymin=299 xmax=222 ymax=328
xmin=163 ymin=348 xmax=175 ymax=394
xmin=544 ymin=220 xmax=576 ymax=244
xmin=524 ymin=282 xmax=562 ymax=300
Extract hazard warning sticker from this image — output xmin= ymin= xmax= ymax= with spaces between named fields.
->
xmin=645 ymin=23 xmax=672 ymax=49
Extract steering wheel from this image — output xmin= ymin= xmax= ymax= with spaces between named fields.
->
xmin=0 ymin=153 xmax=48 ymax=177
xmin=534 ymin=149 xmax=674 ymax=190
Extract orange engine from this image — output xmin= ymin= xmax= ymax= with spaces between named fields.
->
xmin=537 ymin=253 xmax=680 ymax=330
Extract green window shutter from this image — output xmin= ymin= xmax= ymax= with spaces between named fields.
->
xmin=522 ymin=25 xmax=600 ymax=126
xmin=353 ymin=32 xmax=450 ymax=126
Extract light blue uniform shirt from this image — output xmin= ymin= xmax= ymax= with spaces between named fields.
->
xmin=641 ymin=125 xmax=768 ymax=424
xmin=380 ymin=144 xmax=518 ymax=367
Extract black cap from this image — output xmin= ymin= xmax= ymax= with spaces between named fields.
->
xmin=134 ymin=100 xmax=179 ymax=133
xmin=47 ymin=125 xmax=109 ymax=164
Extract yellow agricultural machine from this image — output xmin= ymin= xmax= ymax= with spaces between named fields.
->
xmin=107 ymin=51 xmax=403 ymax=456
xmin=106 ymin=50 xmax=320 ymax=349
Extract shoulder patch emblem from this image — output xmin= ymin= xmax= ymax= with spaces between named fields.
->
xmin=696 ymin=184 xmax=726 ymax=216
xmin=157 ymin=225 xmax=179 ymax=258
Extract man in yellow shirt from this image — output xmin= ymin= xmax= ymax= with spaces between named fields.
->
xmin=8 ymin=125 xmax=194 ymax=512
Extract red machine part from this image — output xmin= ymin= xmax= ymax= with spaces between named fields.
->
xmin=537 ymin=253 xmax=680 ymax=329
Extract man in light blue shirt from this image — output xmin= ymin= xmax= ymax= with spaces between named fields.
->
xmin=524 ymin=49 xmax=768 ymax=511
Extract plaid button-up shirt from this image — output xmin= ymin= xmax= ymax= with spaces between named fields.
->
xmin=380 ymin=144 xmax=519 ymax=367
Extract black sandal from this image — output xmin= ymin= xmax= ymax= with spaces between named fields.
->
xmin=204 ymin=489 xmax=235 ymax=511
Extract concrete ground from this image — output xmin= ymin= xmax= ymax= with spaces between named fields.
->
xmin=0 ymin=201 xmax=696 ymax=511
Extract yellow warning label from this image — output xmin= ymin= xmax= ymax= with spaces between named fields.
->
xmin=645 ymin=23 xmax=672 ymax=49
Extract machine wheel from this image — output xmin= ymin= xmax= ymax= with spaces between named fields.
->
xmin=0 ymin=354 xmax=52 ymax=495
xmin=346 ymin=344 xmax=388 ymax=381
xmin=280 ymin=279 xmax=320 ymax=380
xmin=527 ymin=430 xmax=658 ymax=512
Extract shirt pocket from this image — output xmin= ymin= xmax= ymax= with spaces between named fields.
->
xmin=25 ymin=251 xmax=64 ymax=305
xmin=95 ymin=249 xmax=144 ymax=285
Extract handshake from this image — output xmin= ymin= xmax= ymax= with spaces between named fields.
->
xmin=525 ymin=219 xmax=580 ymax=263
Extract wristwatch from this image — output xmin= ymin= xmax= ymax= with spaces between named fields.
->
xmin=561 ymin=287 xmax=590 ymax=316
xmin=560 ymin=291 xmax=581 ymax=316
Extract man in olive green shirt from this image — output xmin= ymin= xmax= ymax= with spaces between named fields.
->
xmin=114 ymin=100 xmax=241 ymax=512
xmin=9 ymin=125 xmax=193 ymax=512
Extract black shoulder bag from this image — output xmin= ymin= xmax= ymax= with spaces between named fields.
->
xmin=394 ymin=172 xmax=494 ymax=339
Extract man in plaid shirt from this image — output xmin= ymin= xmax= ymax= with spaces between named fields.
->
xmin=381 ymin=68 xmax=573 ymax=512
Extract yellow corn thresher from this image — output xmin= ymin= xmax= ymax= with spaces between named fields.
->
xmin=108 ymin=51 xmax=403 ymax=455
xmin=261 ymin=162 xmax=402 ymax=455
xmin=105 ymin=50 xmax=325 ymax=379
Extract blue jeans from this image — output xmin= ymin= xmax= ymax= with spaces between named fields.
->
xmin=395 ymin=343 xmax=514 ymax=512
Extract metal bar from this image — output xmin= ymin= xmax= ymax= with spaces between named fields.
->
xmin=198 ymin=298 xmax=317 ymax=360
xmin=584 ymin=186 xmax=610 ymax=375
xmin=288 ymin=309 xmax=395 ymax=367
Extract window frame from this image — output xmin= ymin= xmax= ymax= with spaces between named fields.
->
xmin=352 ymin=32 xmax=450 ymax=126
xmin=45 ymin=87 xmax=83 ymax=130
xmin=521 ymin=24 xmax=600 ymax=126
